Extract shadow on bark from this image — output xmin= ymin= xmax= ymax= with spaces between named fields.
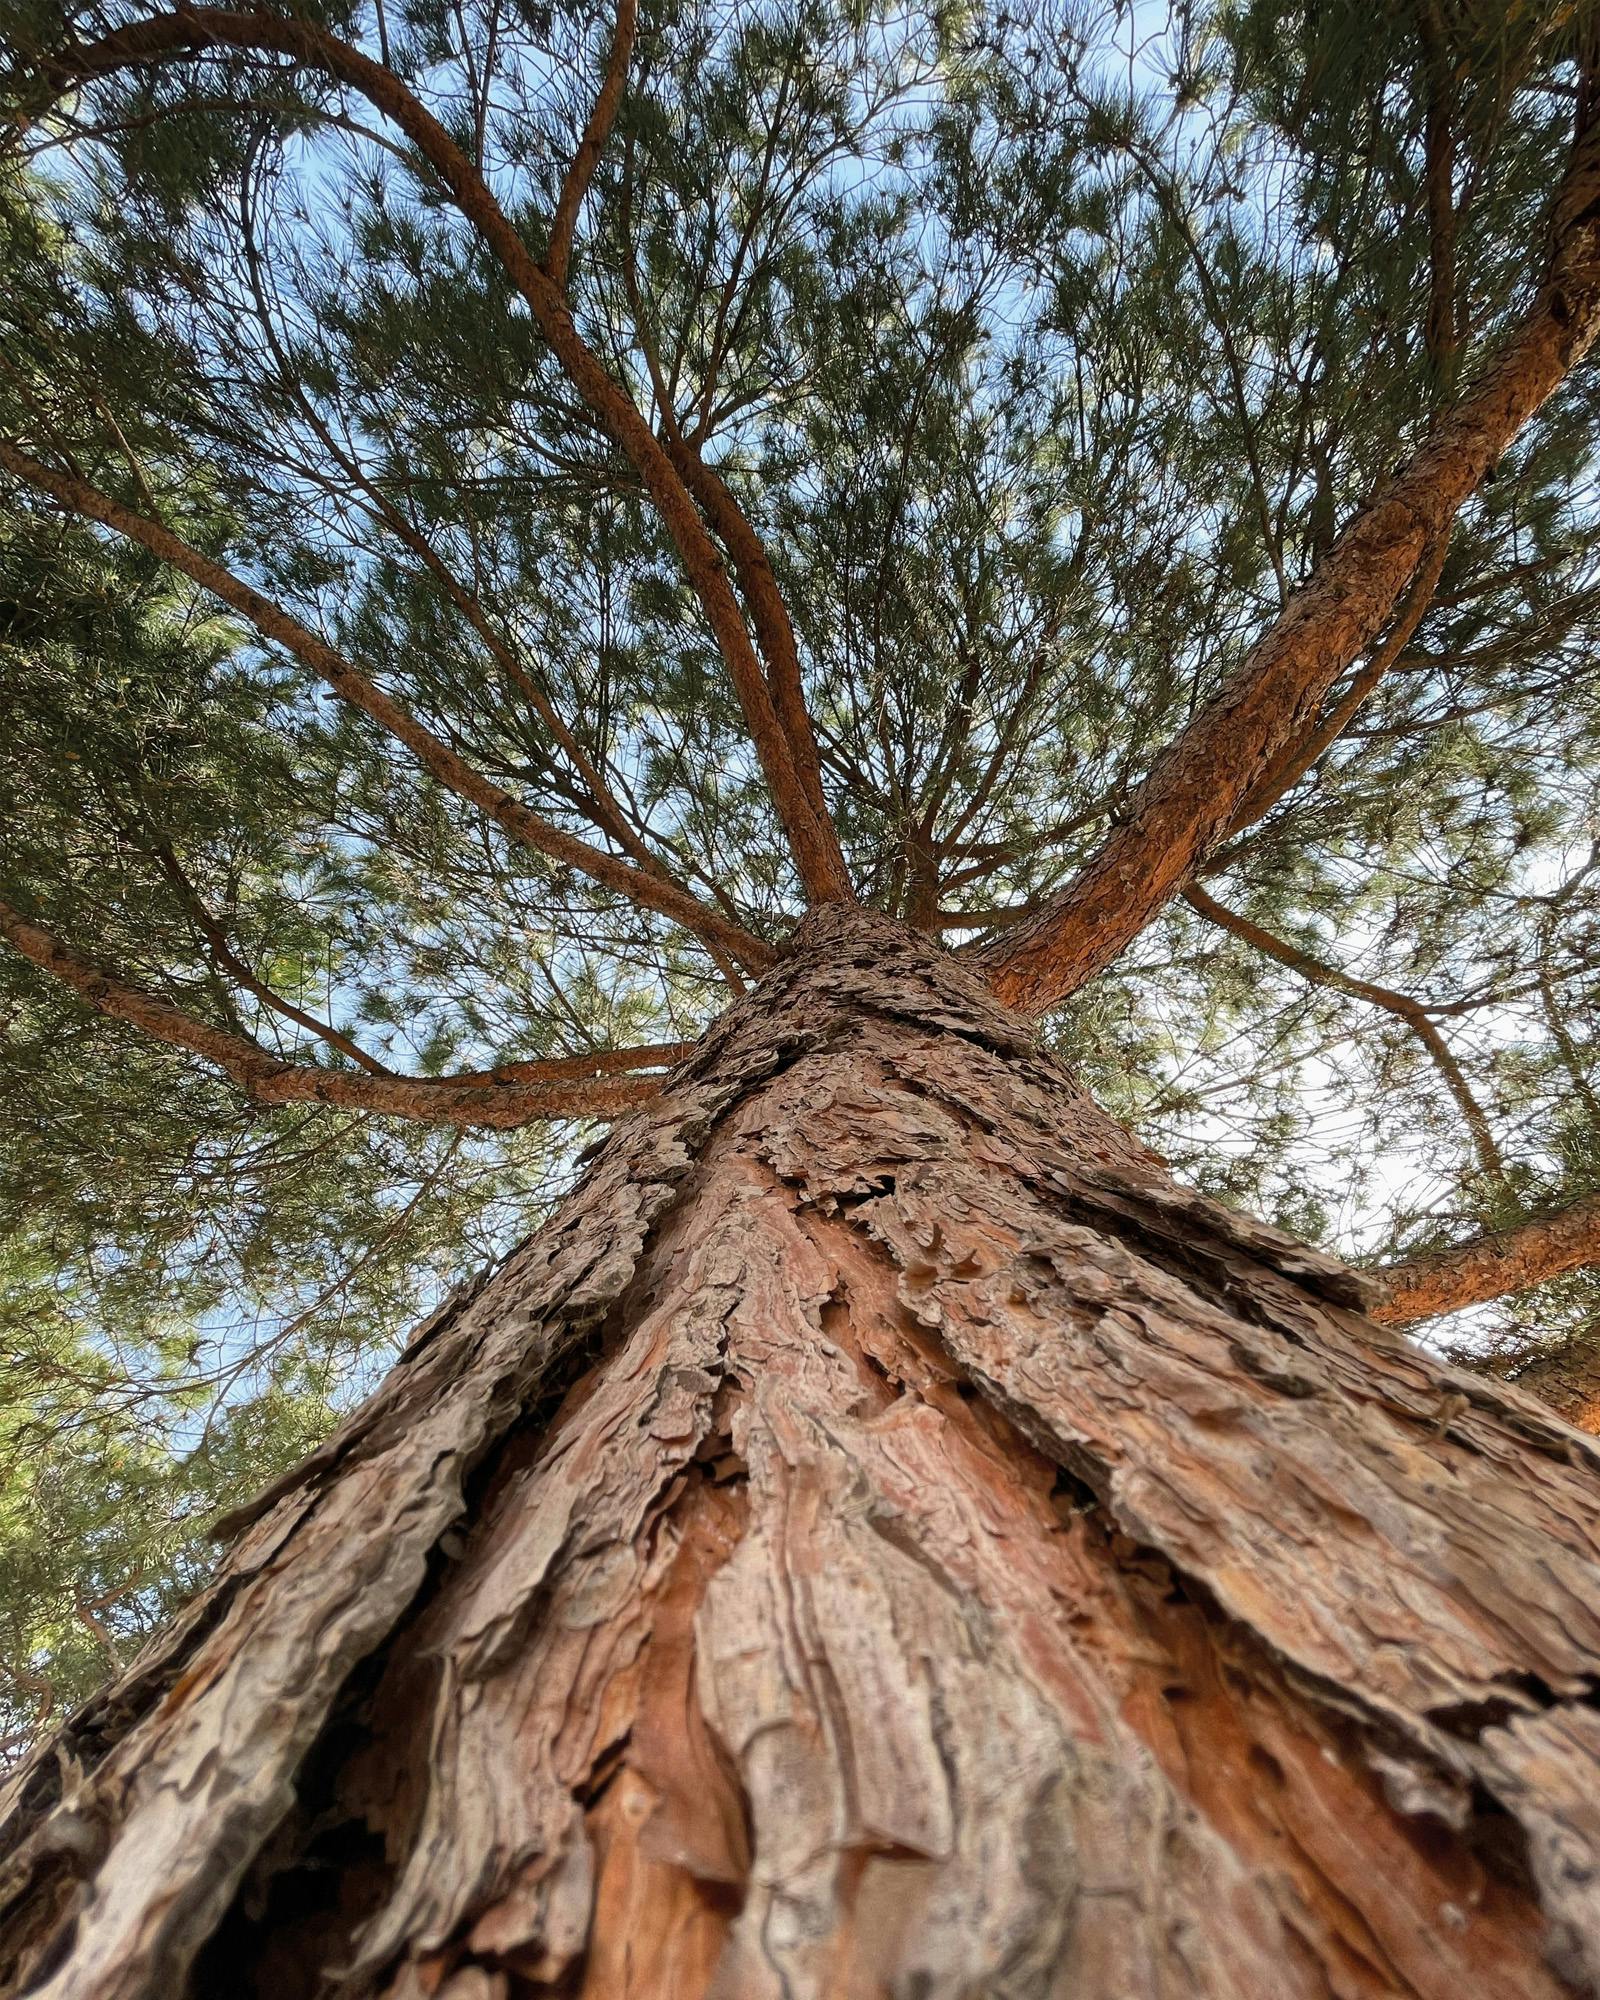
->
xmin=5 ymin=910 xmax=1600 ymax=2000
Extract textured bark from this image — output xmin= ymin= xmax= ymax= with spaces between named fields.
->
xmin=1501 ymin=1339 xmax=1600 ymax=1436
xmin=6 ymin=910 xmax=1600 ymax=2000
xmin=545 ymin=0 xmax=638 ymax=291
xmin=1377 ymin=1192 xmax=1600 ymax=1325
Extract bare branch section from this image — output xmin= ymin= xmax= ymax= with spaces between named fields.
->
xmin=0 ymin=440 xmax=772 ymax=973
xmin=1212 ymin=532 xmax=1452 ymax=852
xmin=1375 ymin=1193 xmax=1600 ymax=1325
xmin=31 ymin=5 xmax=852 ymax=905
xmin=0 ymin=895 xmax=682 ymax=1127
xmin=1183 ymin=884 xmax=1508 ymax=1186
xmin=545 ymin=0 xmax=636 ymax=290
xmin=983 ymin=111 xmax=1600 ymax=1014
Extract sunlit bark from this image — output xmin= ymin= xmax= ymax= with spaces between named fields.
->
xmin=1378 ymin=1192 xmax=1600 ymax=1325
xmin=6 ymin=912 xmax=1600 ymax=2000
xmin=983 ymin=104 xmax=1600 ymax=1012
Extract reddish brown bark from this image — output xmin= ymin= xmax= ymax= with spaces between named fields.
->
xmin=1377 ymin=1191 xmax=1600 ymax=1325
xmin=1500 ymin=1339 xmax=1600 ymax=1437
xmin=6 ymin=911 xmax=1600 ymax=2000
xmin=655 ymin=426 xmax=837 ymax=838
xmin=982 ymin=109 xmax=1600 ymax=1014
xmin=1210 ymin=529 xmax=1453 ymax=849
xmin=545 ymin=0 xmax=638 ymax=291
xmin=0 ymin=894 xmax=685 ymax=1128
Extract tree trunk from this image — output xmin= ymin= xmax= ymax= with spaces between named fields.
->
xmin=6 ymin=908 xmax=1600 ymax=2000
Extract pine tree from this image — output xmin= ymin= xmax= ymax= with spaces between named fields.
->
xmin=3 ymin=1 xmax=1600 ymax=1992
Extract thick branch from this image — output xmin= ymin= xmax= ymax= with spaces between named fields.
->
xmin=33 ymin=6 xmax=850 ymax=904
xmin=1210 ymin=533 xmax=1451 ymax=853
xmin=1183 ymin=883 xmax=1507 ymax=1185
xmin=1375 ymin=1192 xmax=1600 ymax=1324
xmin=983 ymin=110 xmax=1600 ymax=1013
xmin=0 ymin=894 xmax=680 ymax=1127
xmin=0 ymin=439 xmax=771 ymax=972
xmin=656 ymin=423 xmax=836 ymax=842
xmin=617 ymin=181 xmax=839 ymax=863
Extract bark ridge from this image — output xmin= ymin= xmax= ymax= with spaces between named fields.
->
xmin=4 ymin=910 xmax=1600 ymax=1999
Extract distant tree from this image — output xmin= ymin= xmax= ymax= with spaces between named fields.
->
xmin=2 ymin=2 xmax=1600 ymax=1994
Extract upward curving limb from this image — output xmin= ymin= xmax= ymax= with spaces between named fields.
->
xmin=0 ymin=439 xmax=772 ymax=975
xmin=982 ymin=100 xmax=1600 ymax=1015
xmin=617 ymin=165 xmax=838 ymax=853
xmin=0 ymin=895 xmax=685 ymax=1127
xmin=1208 ymin=532 xmax=1453 ymax=857
xmin=658 ymin=426 xmax=836 ymax=843
xmin=25 ymin=6 xmax=852 ymax=906
xmin=545 ymin=0 xmax=637 ymax=291
xmin=632 ymin=318 xmax=837 ymax=845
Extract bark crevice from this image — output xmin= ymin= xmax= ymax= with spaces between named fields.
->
xmin=7 ymin=910 xmax=1600 ymax=2000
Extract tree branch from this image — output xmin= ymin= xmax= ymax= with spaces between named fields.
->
xmin=28 ymin=6 xmax=850 ymax=904
xmin=144 ymin=832 xmax=390 ymax=1075
xmin=1416 ymin=0 xmax=1463 ymax=388
xmin=616 ymin=147 xmax=841 ymax=869
xmin=1374 ymin=1192 xmax=1600 ymax=1324
xmin=0 ymin=439 xmax=772 ymax=973
xmin=981 ymin=104 xmax=1600 ymax=1013
xmin=0 ymin=894 xmax=684 ymax=1127
xmin=546 ymin=0 xmax=635 ymax=290
xmin=1208 ymin=531 xmax=1452 ymax=856
xmin=1182 ymin=882 xmax=1508 ymax=1186
xmin=657 ymin=426 xmax=839 ymax=855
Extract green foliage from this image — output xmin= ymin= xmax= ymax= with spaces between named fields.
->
xmin=0 ymin=0 xmax=1597 ymax=1742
